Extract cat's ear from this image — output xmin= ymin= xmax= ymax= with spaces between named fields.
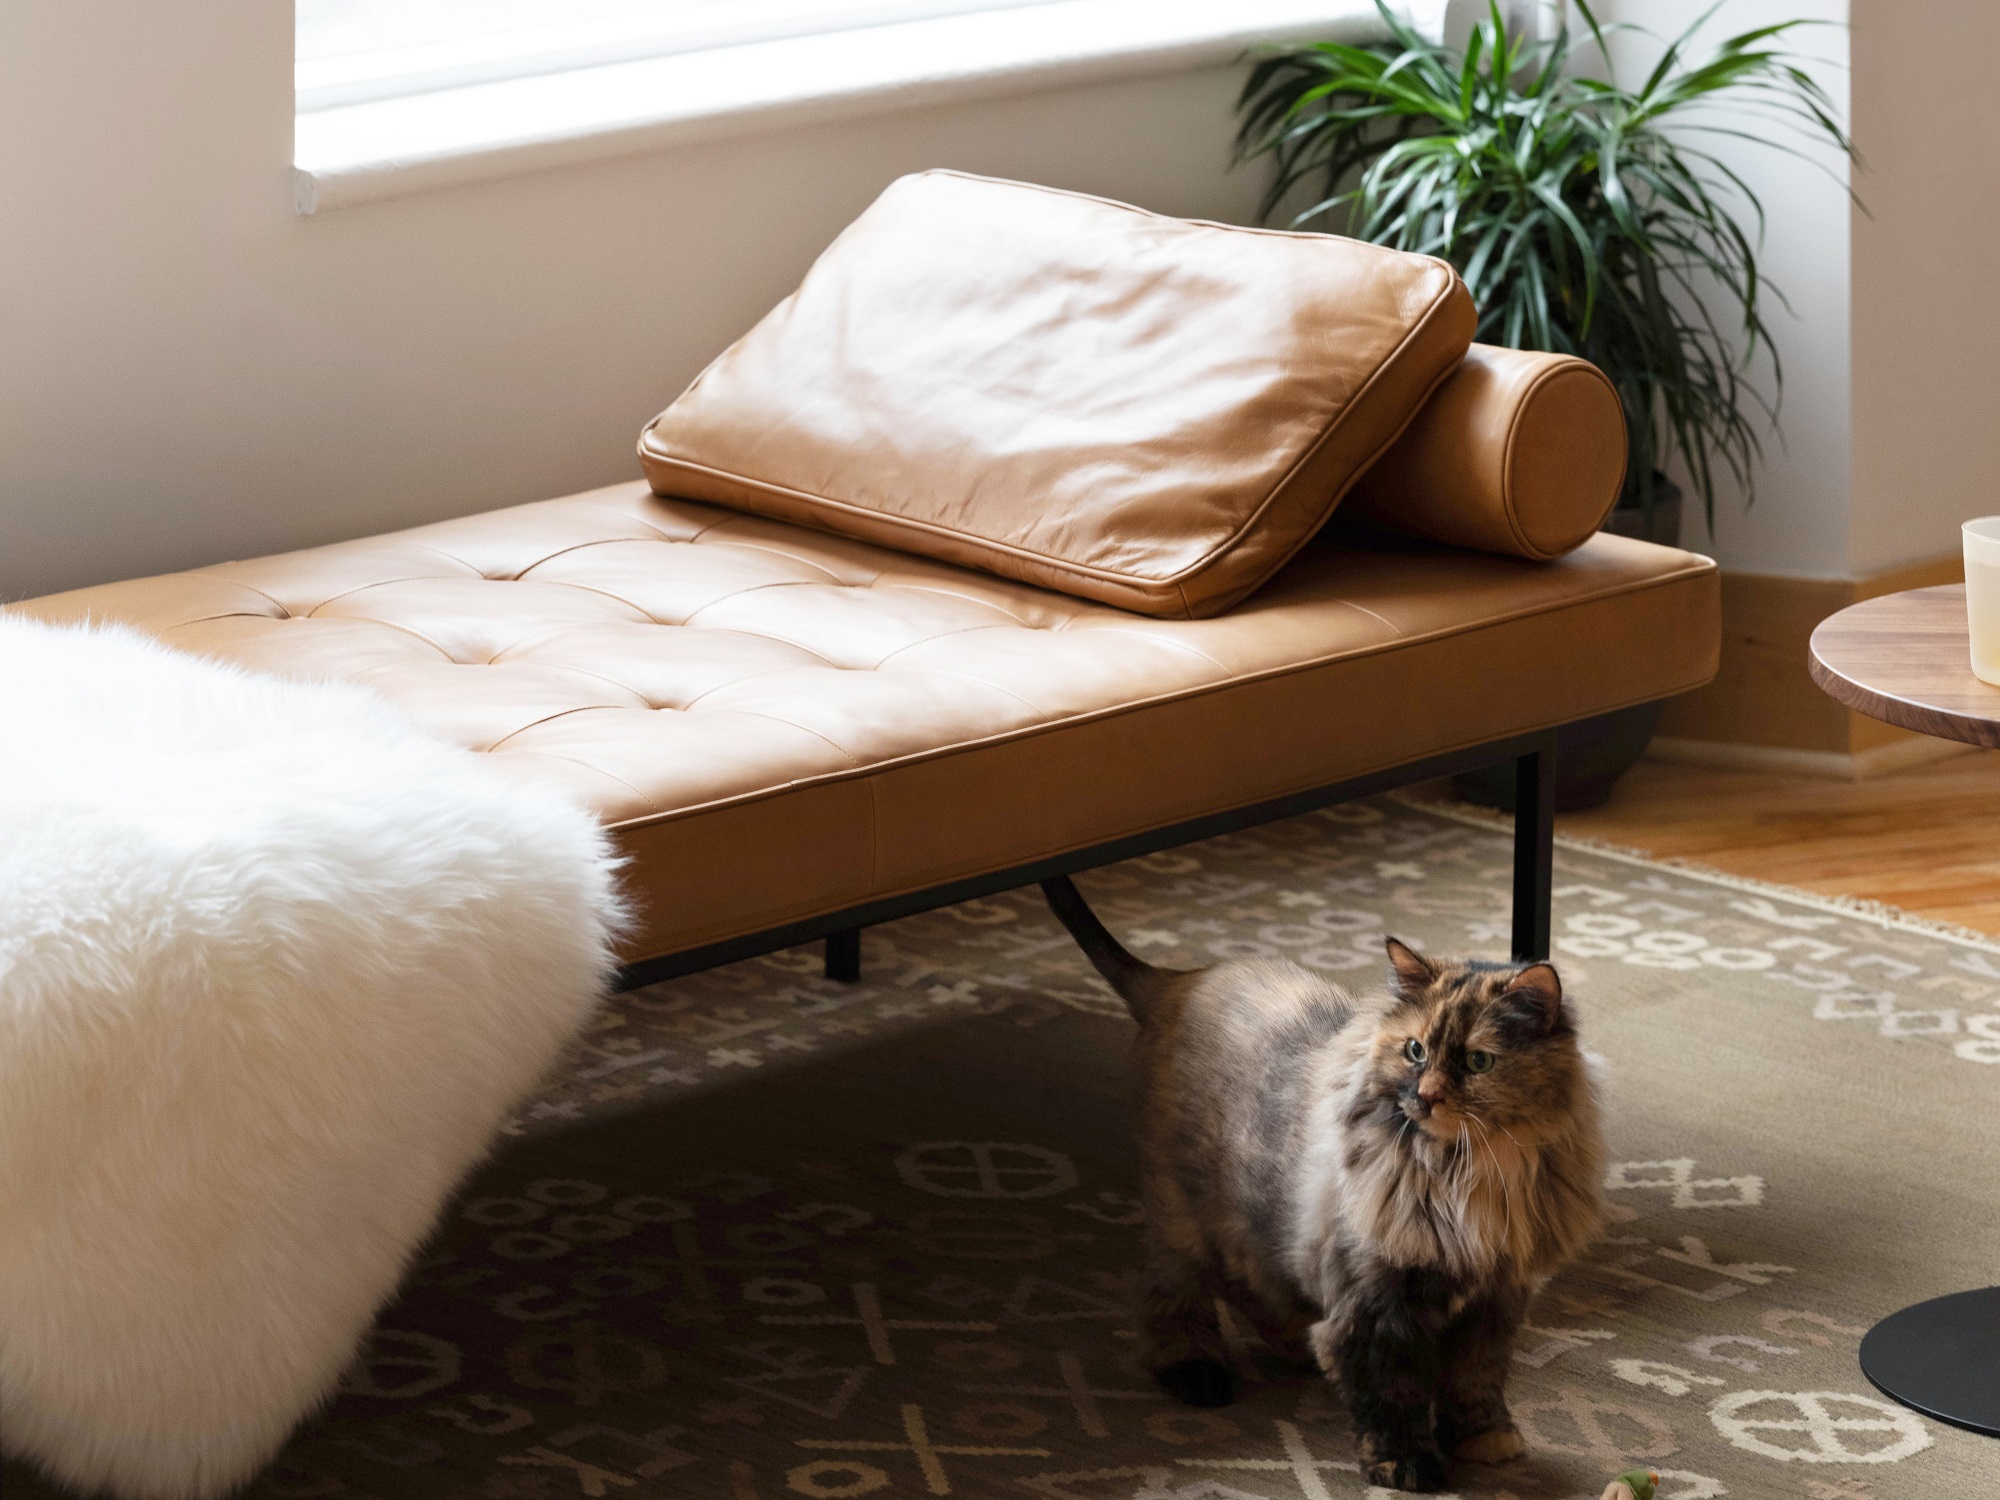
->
xmin=1384 ymin=937 xmax=1436 ymax=996
xmin=1502 ymin=962 xmax=1564 ymax=1031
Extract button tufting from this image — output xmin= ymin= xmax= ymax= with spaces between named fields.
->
xmin=7 ymin=480 xmax=1717 ymax=865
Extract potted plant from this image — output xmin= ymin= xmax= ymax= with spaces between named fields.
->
xmin=1237 ymin=0 xmax=1853 ymax=809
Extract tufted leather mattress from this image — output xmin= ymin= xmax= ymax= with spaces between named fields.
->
xmin=10 ymin=481 xmax=1718 ymax=965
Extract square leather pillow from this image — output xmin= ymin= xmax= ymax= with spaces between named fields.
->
xmin=639 ymin=171 xmax=1475 ymax=618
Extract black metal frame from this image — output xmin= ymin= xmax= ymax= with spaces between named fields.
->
xmin=614 ymin=729 xmax=1559 ymax=993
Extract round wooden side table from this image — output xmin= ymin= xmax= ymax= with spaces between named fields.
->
xmin=1810 ymin=582 xmax=2000 ymax=1437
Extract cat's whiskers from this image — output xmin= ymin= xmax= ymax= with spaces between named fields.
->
xmin=1454 ymin=1119 xmax=1479 ymax=1223
xmin=1466 ymin=1111 xmax=1519 ymax=1253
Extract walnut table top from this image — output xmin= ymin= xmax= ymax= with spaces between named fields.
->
xmin=1810 ymin=580 xmax=2000 ymax=1441
xmin=1809 ymin=584 xmax=2000 ymax=750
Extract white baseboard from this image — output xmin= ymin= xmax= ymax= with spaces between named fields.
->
xmin=1647 ymin=734 xmax=1978 ymax=781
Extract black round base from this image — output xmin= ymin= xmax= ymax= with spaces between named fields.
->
xmin=1859 ymin=1286 xmax=2000 ymax=1437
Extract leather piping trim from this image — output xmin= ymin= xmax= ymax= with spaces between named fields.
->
xmin=1498 ymin=359 xmax=1626 ymax=561
xmin=640 ymin=268 xmax=1469 ymax=603
xmin=687 ymin=532 xmax=868 ymax=585
xmin=677 ymin=578 xmax=870 ymax=627
xmin=870 ymin=584 xmax=1041 ymax=628
xmin=507 ymin=748 xmax=655 ymax=812
xmin=859 ymin=662 xmax=1046 ymax=717
xmin=612 ymin=720 xmax=1564 ymax=985
xmin=1048 ymin=620 xmax=1229 ymax=671
xmin=570 ymin=497 xmax=726 ymax=544
xmin=1168 ymin=284 xmax=1472 ymax=620
xmin=1334 ymin=599 xmax=1405 ymax=638
xmin=401 ymin=541 xmax=491 ymax=577
xmin=486 ymin=700 xmax=652 ymax=754
xmin=162 ymin=610 xmax=458 ymax=662
xmin=304 ymin=573 xmax=512 ymax=613
xmin=176 ymin=577 xmax=292 ymax=617
xmin=598 ymin=555 xmax=1717 ymax=833
xmin=511 ymin=534 xmax=710 ymax=579
xmin=512 ymin=658 xmax=684 ymax=707
xmin=677 ymin=662 xmax=844 ymax=712
xmin=870 ymin=623 xmax=1043 ymax=672
xmin=502 ymin=697 xmax=868 ymax=767
xmin=604 ymin=494 xmax=748 ymax=548
xmin=664 ymin=626 xmax=843 ymax=670
xmin=96 ymin=603 xmax=275 ymax=632
xmin=694 ymin=707 xmax=865 ymax=768
xmin=480 ymin=576 xmax=677 ymax=624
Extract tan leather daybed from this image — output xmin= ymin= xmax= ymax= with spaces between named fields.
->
xmin=8 ymin=174 xmax=1718 ymax=984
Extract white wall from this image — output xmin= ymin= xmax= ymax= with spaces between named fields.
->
xmin=1595 ymin=0 xmax=1854 ymax=578
xmin=1596 ymin=0 xmax=2000 ymax=582
xmin=1848 ymin=0 xmax=2000 ymax=576
xmin=0 ymin=2 xmax=1263 ymax=600
xmin=7 ymin=1 xmax=1964 ymax=600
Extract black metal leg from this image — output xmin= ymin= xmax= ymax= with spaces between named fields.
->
xmin=1511 ymin=734 xmax=1557 ymax=962
xmin=615 ymin=727 xmax=1579 ymax=994
xmin=824 ymin=927 xmax=862 ymax=983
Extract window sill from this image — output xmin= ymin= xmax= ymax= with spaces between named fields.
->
xmin=293 ymin=0 xmax=1428 ymax=214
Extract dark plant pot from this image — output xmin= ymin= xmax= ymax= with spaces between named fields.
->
xmin=1452 ymin=478 xmax=1680 ymax=813
xmin=1599 ymin=481 xmax=1683 ymax=548
xmin=1452 ymin=699 xmax=1666 ymax=813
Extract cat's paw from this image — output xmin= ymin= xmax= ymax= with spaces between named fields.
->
xmin=1155 ymin=1358 xmax=1237 ymax=1408
xmin=1361 ymin=1451 xmax=1450 ymax=1493
xmin=1453 ymin=1425 xmax=1526 ymax=1463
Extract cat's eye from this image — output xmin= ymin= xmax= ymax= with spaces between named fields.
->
xmin=1403 ymin=1038 xmax=1427 ymax=1065
xmin=1465 ymin=1050 xmax=1495 ymax=1074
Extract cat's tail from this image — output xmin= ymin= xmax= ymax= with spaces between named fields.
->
xmin=1040 ymin=875 xmax=1173 ymax=1022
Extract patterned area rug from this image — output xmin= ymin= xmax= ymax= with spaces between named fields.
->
xmin=11 ymin=795 xmax=1999 ymax=1499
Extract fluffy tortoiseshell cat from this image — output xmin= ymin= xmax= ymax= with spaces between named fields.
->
xmin=1041 ymin=876 xmax=1604 ymax=1493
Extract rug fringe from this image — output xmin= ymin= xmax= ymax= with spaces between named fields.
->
xmin=1389 ymin=791 xmax=2000 ymax=957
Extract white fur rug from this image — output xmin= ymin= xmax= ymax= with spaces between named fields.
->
xmin=0 ymin=617 xmax=625 ymax=1499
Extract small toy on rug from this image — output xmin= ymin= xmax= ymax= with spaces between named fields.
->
xmin=1602 ymin=1470 xmax=1659 ymax=1500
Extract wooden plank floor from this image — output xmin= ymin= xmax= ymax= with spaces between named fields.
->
xmin=1493 ymin=748 xmax=2000 ymax=935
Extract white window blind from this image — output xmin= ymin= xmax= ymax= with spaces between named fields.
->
xmin=297 ymin=0 xmax=1070 ymax=110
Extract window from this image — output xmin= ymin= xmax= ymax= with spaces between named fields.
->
xmin=297 ymin=0 xmax=1069 ymax=110
xmin=294 ymin=0 xmax=1411 ymax=214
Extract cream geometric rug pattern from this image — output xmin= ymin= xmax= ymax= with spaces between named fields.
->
xmin=7 ymin=795 xmax=1996 ymax=1499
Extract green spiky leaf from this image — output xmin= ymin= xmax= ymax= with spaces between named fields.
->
xmin=1234 ymin=0 xmax=1856 ymax=531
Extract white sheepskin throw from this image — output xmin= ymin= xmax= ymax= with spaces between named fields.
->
xmin=0 ymin=616 xmax=625 ymax=1499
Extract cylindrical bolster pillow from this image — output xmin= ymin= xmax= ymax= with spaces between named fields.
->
xmin=1342 ymin=344 xmax=1627 ymax=560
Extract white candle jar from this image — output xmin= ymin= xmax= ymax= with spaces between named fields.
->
xmin=1964 ymin=518 xmax=2000 ymax=686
